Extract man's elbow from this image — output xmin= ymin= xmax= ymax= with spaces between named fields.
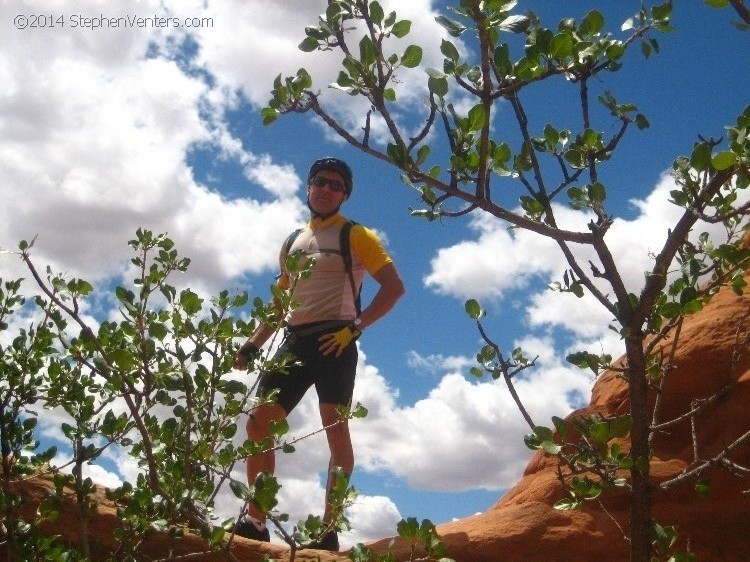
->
xmin=392 ymin=277 xmax=406 ymax=300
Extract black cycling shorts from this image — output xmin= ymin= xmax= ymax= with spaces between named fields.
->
xmin=256 ymin=322 xmax=358 ymax=414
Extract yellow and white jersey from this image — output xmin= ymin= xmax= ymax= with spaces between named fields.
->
xmin=277 ymin=214 xmax=392 ymax=326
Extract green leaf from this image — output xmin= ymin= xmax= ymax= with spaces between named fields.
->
xmin=465 ymin=299 xmax=484 ymax=320
xmin=554 ymin=497 xmax=580 ymax=510
xmin=435 ymin=15 xmax=466 ymax=37
xmin=229 ymin=480 xmax=250 ymax=500
xmin=260 ymin=106 xmax=278 ymax=125
xmin=579 ymin=10 xmax=605 ymax=36
xmin=652 ymin=2 xmax=673 ymax=22
xmin=387 ymin=143 xmax=408 ymax=167
xmin=588 ymin=181 xmax=606 ymax=203
xmin=148 ymin=322 xmax=167 ymax=341
xmin=180 ymin=289 xmax=203 ymax=315
xmin=695 ymin=477 xmax=711 ymax=498
xmin=440 ymin=39 xmax=460 ymax=62
xmin=605 ymin=43 xmax=625 ymax=61
xmin=468 ymin=104 xmax=487 ymax=130
xmin=712 ymin=151 xmax=737 ymax=170
xmin=659 ymin=301 xmax=682 ymax=319
xmin=401 ymin=45 xmax=423 ymax=68
xmin=110 ymin=348 xmax=134 ymax=371
xmin=392 ymin=20 xmax=412 ymax=38
xmin=683 ymin=299 xmax=703 ymax=314
xmin=691 ymin=142 xmax=712 ymax=171
xmin=359 ymin=36 xmax=377 ymax=66
xmin=589 ymin=421 xmax=610 ymax=443
xmin=635 ymin=114 xmax=650 ymax=130
xmin=397 ymin=517 xmax=420 ymax=538
xmin=428 ymin=75 xmax=449 ymax=98
xmin=551 ymin=33 xmax=573 ymax=58
xmin=369 ymin=1 xmax=384 ymax=26
xmin=416 ymin=144 xmax=431 ymax=165
xmin=533 ymin=425 xmax=554 ymax=442
xmin=608 ymin=415 xmax=632 ymax=438
xmin=500 ymin=15 xmax=530 ymax=33
xmin=552 ymin=416 xmax=568 ymax=440
xmin=299 ymin=36 xmax=319 ymax=52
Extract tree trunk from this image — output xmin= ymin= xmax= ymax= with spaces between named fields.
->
xmin=625 ymin=333 xmax=652 ymax=562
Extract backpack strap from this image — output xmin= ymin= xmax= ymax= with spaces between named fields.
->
xmin=280 ymin=228 xmax=303 ymax=273
xmin=340 ymin=220 xmax=362 ymax=316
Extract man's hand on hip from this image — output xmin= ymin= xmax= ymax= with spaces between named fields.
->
xmin=318 ymin=325 xmax=361 ymax=357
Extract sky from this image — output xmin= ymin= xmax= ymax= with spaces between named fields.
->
xmin=1 ymin=0 xmax=748 ymax=550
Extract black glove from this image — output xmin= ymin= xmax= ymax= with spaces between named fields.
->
xmin=237 ymin=343 xmax=260 ymax=361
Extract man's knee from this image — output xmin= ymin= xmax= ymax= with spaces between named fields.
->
xmin=247 ymin=404 xmax=286 ymax=439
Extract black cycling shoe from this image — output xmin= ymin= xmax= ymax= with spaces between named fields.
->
xmin=234 ymin=516 xmax=270 ymax=542
xmin=307 ymin=530 xmax=339 ymax=551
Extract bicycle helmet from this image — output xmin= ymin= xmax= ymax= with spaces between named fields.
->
xmin=307 ymin=157 xmax=354 ymax=196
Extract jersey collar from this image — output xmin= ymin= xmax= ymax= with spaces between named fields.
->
xmin=308 ymin=213 xmax=346 ymax=230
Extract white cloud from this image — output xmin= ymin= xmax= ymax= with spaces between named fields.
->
xmin=0 ymin=0 xmax=309 ymax=293
xmin=185 ymin=0 xmax=459 ymax=146
xmin=424 ymin=172 xmax=745 ymax=358
xmin=406 ymin=350 xmax=474 ymax=375
xmin=351 ymin=349 xmax=590 ymax=492
xmin=52 ymin=452 xmax=124 ymax=491
xmin=342 ymin=495 xmax=402 ymax=548
xmin=244 ymin=154 xmax=302 ymax=199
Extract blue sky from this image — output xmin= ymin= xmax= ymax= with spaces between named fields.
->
xmin=1 ymin=0 xmax=748 ymax=549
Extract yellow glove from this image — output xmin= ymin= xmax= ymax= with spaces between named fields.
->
xmin=318 ymin=325 xmax=361 ymax=357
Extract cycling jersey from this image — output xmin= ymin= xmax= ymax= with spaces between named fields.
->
xmin=277 ymin=214 xmax=392 ymax=326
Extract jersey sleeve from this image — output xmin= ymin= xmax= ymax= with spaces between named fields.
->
xmin=276 ymin=243 xmax=291 ymax=290
xmin=350 ymin=224 xmax=393 ymax=275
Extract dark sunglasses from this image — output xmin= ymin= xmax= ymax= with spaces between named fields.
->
xmin=310 ymin=176 xmax=346 ymax=193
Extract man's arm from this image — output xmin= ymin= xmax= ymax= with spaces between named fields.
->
xmin=358 ymin=262 xmax=405 ymax=330
xmin=318 ymin=262 xmax=404 ymax=357
xmin=232 ymin=298 xmax=283 ymax=370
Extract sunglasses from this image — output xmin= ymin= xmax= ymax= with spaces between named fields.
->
xmin=310 ymin=176 xmax=346 ymax=193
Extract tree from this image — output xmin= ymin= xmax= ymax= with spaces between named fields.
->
xmin=1 ymin=230 xmax=454 ymax=562
xmin=261 ymin=1 xmax=750 ymax=560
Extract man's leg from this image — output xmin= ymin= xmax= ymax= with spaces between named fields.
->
xmin=245 ymin=402 xmax=287 ymax=521
xmin=319 ymin=402 xmax=353 ymax=523
xmin=235 ymin=402 xmax=287 ymax=541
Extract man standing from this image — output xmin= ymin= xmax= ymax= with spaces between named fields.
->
xmin=232 ymin=157 xmax=404 ymax=551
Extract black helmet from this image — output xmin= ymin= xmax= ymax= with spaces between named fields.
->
xmin=307 ymin=157 xmax=354 ymax=196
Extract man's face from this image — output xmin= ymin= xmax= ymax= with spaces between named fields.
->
xmin=307 ymin=169 xmax=349 ymax=216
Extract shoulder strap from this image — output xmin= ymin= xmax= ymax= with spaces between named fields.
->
xmin=340 ymin=220 xmax=362 ymax=315
xmin=280 ymin=228 xmax=303 ymax=272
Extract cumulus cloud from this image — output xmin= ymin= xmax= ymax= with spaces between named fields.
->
xmin=406 ymin=350 xmax=475 ymax=376
xmin=352 ymin=349 xmax=591 ymax=492
xmin=0 ymin=0 xmax=306 ymax=293
xmin=183 ymin=0 xmax=459 ymax=146
xmin=424 ymin=172 xmax=744 ymax=360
